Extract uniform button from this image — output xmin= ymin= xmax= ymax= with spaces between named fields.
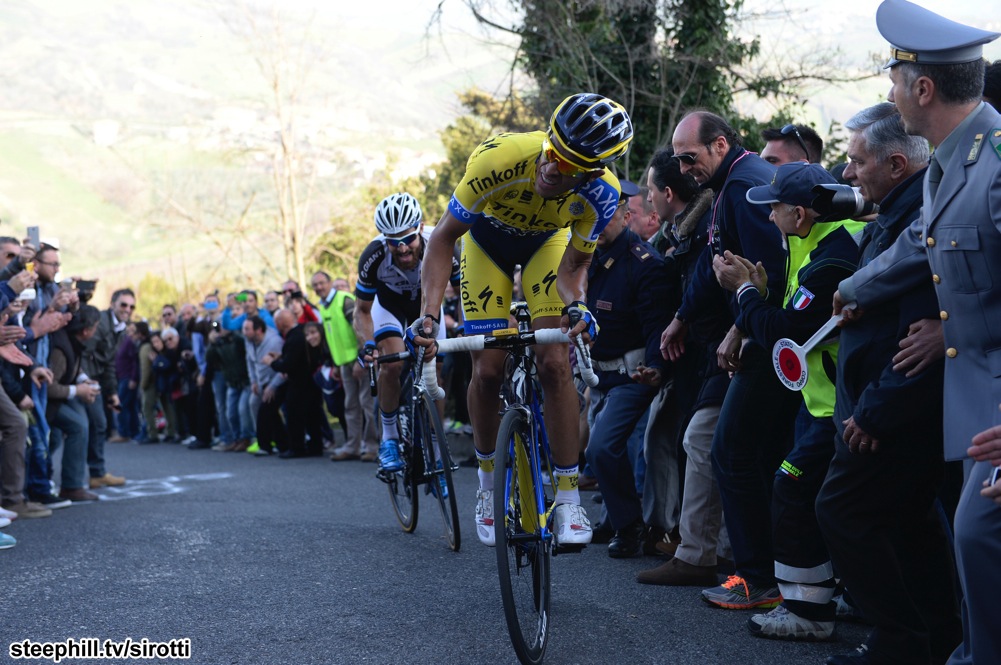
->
xmin=932 ymin=274 xmax=941 ymax=283
xmin=946 ymin=348 xmax=957 ymax=358
xmin=951 ymin=240 xmax=958 ymax=247
xmin=927 ymin=237 xmax=935 ymax=247
xmin=940 ymin=311 xmax=949 ymax=321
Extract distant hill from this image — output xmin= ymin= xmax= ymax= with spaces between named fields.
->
xmin=0 ymin=0 xmax=515 ymax=302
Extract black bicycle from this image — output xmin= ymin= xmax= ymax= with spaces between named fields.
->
xmin=371 ymin=350 xmax=460 ymax=551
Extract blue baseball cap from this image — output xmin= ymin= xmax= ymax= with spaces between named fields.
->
xmin=877 ymin=0 xmax=1000 ymax=68
xmin=618 ymin=179 xmax=639 ymax=202
xmin=746 ymin=163 xmax=837 ymax=209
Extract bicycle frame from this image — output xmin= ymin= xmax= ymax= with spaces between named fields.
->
xmin=501 ymin=310 xmax=556 ymax=547
xmin=371 ymin=347 xmax=460 ymax=550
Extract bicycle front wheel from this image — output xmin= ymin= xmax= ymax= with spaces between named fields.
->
xmin=388 ymin=383 xmax=419 ymax=533
xmin=494 ymin=408 xmax=551 ymax=665
xmin=416 ymin=392 xmax=461 ymax=551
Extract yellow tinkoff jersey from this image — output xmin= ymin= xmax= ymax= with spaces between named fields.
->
xmin=447 ymin=131 xmax=622 ymax=254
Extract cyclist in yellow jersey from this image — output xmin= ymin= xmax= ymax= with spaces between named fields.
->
xmin=409 ymin=93 xmax=633 ymax=547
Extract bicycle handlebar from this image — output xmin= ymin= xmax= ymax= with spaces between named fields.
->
xmin=420 ymin=328 xmax=597 ymax=401
xmin=366 ymin=351 xmax=414 ymax=397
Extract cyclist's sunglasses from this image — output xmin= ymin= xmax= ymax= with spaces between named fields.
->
xmin=386 ymin=231 xmax=419 ymax=247
xmin=542 ymin=137 xmax=601 ymax=178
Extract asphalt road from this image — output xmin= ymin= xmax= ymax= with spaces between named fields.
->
xmin=3 ymin=436 xmax=868 ymax=665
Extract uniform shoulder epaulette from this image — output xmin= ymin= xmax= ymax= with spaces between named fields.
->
xmin=989 ymin=129 xmax=1001 ymax=161
xmin=630 ymin=243 xmax=652 ymax=261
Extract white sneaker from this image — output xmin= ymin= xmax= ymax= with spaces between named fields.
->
xmin=0 ymin=506 xmax=16 ymax=520
xmin=747 ymin=605 xmax=835 ymax=641
xmin=475 ymin=489 xmax=495 ymax=547
xmin=0 ymin=516 xmax=10 ymax=528
xmin=553 ymin=503 xmax=592 ymax=546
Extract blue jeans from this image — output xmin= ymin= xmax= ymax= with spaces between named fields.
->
xmin=83 ymin=397 xmax=108 ymax=478
xmin=50 ymin=400 xmax=90 ymax=491
xmin=26 ymin=385 xmax=52 ymax=498
xmin=711 ymin=342 xmax=800 ymax=587
xmin=116 ymin=378 xmax=140 ymax=439
xmin=585 ymin=381 xmax=658 ymax=530
xmin=212 ymin=374 xmax=234 ymax=444
xmin=25 ymin=421 xmax=52 ymax=498
xmin=226 ymin=385 xmax=254 ymax=440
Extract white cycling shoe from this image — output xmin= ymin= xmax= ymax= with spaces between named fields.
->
xmin=475 ymin=489 xmax=495 ymax=547
xmin=553 ymin=502 xmax=592 ymax=546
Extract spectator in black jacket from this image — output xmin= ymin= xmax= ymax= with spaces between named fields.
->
xmin=206 ymin=324 xmax=253 ymax=452
xmin=638 ymin=148 xmax=732 ymax=586
xmin=266 ymin=309 xmax=324 ymax=458
xmin=46 ymin=306 xmax=105 ymax=502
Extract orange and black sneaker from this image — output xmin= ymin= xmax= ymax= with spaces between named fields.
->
xmin=701 ymin=575 xmax=782 ymax=610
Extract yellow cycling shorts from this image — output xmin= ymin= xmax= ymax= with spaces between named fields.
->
xmin=459 ymin=222 xmax=571 ymax=334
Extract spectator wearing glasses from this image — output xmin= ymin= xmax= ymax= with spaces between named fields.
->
xmin=281 ymin=280 xmax=302 ymax=308
xmin=95 ymin=289 xmax=135 ymax=444
xmin=661 ymin=111 xmax=801 ymax=611
xmin=0 ymin=236 xmax=35 ymax=280
xmin=759 ymin=124 xmax=824 ymax=166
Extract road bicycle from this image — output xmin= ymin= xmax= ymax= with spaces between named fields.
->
xmin=425 ymin=303 xmax=597 ymax=664
xmin=371 ymin=349 xmax=460 ymax=552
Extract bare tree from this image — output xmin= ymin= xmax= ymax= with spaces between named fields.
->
xmin=220 ymin=1 xmax=327 ymax=287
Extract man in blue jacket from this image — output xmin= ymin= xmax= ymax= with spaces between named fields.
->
xmin=661 ymin=111 xmax=801 ymax=610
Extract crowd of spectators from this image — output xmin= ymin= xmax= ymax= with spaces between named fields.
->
xmin=0 ymin=260 xmax=393 ymax=550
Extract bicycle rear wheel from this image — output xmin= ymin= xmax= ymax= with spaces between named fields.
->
xmin=494 ymin=408 xmax=551 ymax=665
xmin=387 ymin=380 xmax=418 ymax=532
xmin=416 ymin=392 xmax=461 ymax=551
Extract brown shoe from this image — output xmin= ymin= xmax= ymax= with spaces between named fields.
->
xmin=5 ymin=501 xmax=52 ymax=519
xmin=636 ymin=557 xmax=718 ymax=587
xmin=230 ymin=438 xmax=251 ymax=453
xmin=59 ymin=487 xmax=100 ymax=503
xmin=359 ymin=451 xmax=379 ymax=463
xmin=107 ymin=434 xmax=131 ymax=443
xmin=90 ymin=473 xmax=126 ymax=489
xmin=578 ymin=474 xmax=600 ymax=491
xmin=652 ymin=527 xmax=682 ymax=557
xmin=329 ymin=449 xmax=360 ymax=462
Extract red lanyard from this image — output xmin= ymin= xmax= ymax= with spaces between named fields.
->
xmin=707 ymin=150 xmax=754 ymax=251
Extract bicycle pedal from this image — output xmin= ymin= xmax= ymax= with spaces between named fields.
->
xmin=553 ymin=543 xmax=586 ymax=555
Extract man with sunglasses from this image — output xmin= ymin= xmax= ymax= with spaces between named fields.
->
xmin=0 ymin=236 xmax=29 ymax=277
xmin=353 ymin=192 xmax=460 ymax=471
xmin=661 ymin=111 xmax=801 ymax=611
xmin=759 ymin=124 xmax=824 ymax=166
xmin=410 ymin=93 xmax=633 ymax=548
